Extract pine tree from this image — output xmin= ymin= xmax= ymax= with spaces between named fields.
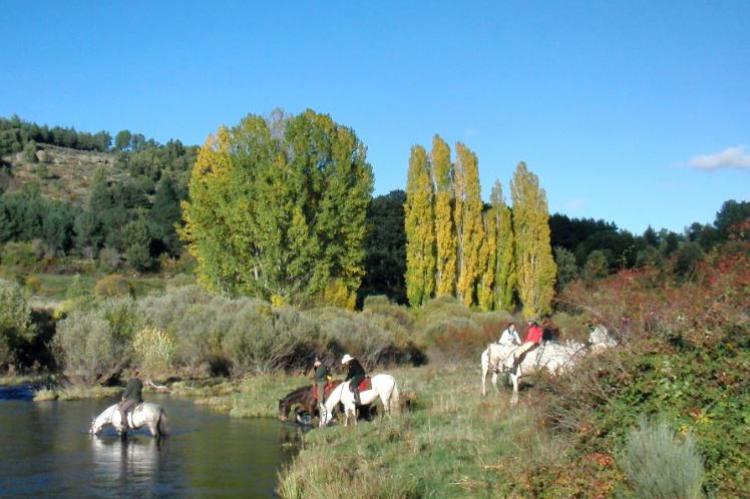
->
xmin=510 ymin=162 xmax=556 ymax=318
xmin=431 ymin=135 xmax=457 ymax=296
xmin=493 ymin=181 xmax=516 ymax=311
xmin=455 ymin=143 xmax=484 ymax=307
xmin=404 ymin=145 xmax=435 ymax=307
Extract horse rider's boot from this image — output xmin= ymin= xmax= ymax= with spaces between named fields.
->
xmin=353 ymin=388 xmax=361 ymax=406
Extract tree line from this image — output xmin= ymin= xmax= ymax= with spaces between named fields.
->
xmin=403 ymin=136 xmax=556 ymax=318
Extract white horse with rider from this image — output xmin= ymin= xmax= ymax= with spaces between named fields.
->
xmin=319 ymin=373 xmax=400 ymax=427
xmin=481 ymin=323 xmax=617 ymax=403
xmin=90 ymin=402 xmax=169 ymax=438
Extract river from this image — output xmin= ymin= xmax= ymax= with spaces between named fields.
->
xmin=0 ymin=385 xmax=300 ymax=497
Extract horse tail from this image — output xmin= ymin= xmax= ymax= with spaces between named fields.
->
xmin=158 ymin=409 xmax=169 ymax=436
xmin=390 ymin=381 xmax=400 ymax=414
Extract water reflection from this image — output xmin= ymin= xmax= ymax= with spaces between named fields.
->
xmin=90 ymin=436 xmax=162 ymax=486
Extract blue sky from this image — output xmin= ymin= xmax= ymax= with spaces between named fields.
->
xmin=2 ymin=1 xmax=748 ymax=234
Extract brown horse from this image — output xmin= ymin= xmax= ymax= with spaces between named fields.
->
xmin=278 ymin=381 xmax=341 ymax=424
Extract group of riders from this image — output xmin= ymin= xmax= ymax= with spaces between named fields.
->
xmin=113 ymin=321 xmax=556 ymax=428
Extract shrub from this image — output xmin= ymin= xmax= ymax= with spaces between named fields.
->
xmin=133 ymin=326 xmax=177 ymax=378
xmin=2 ymin=241 xmax=37 ymax=270
xmin=0 ymin=278 xmax=34 ymax=368
xmin=619 ymin=416 xmax=704 ymax=499
xmin=54 ymin=311 xmax=120 ymax=384
xmin=24 ymin=275 xmax=42 ymax=294
xmin=94 ymin=274 xmax=133 ymax=298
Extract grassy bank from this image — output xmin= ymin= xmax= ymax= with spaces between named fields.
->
xmin=277 ymin=362 xmax=619 ymax=498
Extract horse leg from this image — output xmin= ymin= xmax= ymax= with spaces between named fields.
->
xmin=491 ymin=370 xmax=499 ymax=393
xmin=510 ymin=371 xmax=520 ymax=405
xmin=481 ymin=350 xmax=488 ymax=396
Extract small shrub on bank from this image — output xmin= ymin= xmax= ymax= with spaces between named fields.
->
xmin=94 ymin=274 xmax=134 ymax=298
xmin=54 ymin=311 xmax=120 ymax=384
xmin=133 ymin=326 xmax=177 ymax=378
xmin=619 ymin=416 xmax=704 ymax=499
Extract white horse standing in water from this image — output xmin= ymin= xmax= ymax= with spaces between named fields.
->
xmin=89 ymin=402 xmax=168 ymax=438
xmin=320 ymin=374 xmax=400 ymax=427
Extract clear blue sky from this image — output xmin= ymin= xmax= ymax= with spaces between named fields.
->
xmin=2 ymin=1 xmax=748 ymax=234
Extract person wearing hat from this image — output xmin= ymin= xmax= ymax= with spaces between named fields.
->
xmin=506 ymin=320 xmax=543 ymax=370
xmin=341 ymin=354 xmax=366 ymax=406
xmin=311 ymin=357 xmax=330 ymax=411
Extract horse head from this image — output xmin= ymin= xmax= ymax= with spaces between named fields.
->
xmin=278 ymin=398 xmax=291 ymax=422
xmin=89 ymin=417 xmax=103 ymax=435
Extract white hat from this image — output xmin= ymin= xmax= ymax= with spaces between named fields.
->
xmin=341 ymin=354 xmax=353 ymax=365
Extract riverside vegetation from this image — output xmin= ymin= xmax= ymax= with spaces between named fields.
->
xmin=0 ymin=242 xmax=746 ymax=496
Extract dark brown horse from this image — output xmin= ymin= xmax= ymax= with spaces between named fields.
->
xmin=278 ymin=381 xmax=342 ymax=424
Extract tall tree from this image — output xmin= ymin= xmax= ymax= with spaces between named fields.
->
xmin=179 ymin=110 xmax=373 ymax=305
xmin=455 ymin=143 xmax=483 ymax=307
xmin=431 ymin=135 xmax=457 ymax=297
xmin=404 ymin=145 xmax=435 ymax=307
xmin=492 ymin=181 xmax=516 ymax=311
xmin=511 ymin=162 xmax=556 ymax=318
xmin=477 ymin=203 xmax=497 ymax=311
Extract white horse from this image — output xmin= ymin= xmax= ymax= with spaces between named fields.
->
xmin=320 ymin=374 xmax=400 ymax=427
xmin=503 ymin=325 xmax=618 ymax=404
xmin=89 ymin=402 xmax=168 ymax=438
xmin=481 ymin=343 xmax=518 ymax=396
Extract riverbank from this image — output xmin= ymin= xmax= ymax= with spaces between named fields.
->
xmin=277 ymin=362 xmax=619 ymax=498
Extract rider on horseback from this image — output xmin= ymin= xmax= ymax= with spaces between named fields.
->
xmin=342 ymin=354 xmax=365 ymax=406
xmin=505 ymin=320 xmax=543 ymax=371
xmin=118 ymin=376 xmax=143 ymax=429
xmin=312 ymin=357 xmax=330 ymax=411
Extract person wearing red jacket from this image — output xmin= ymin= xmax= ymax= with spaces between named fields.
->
xmin=506 ymin=320 xmax=543 ymax=370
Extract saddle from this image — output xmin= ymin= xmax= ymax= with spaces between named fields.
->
xmin=311 ymin=381 xmax=337 ymax=401
xmin=354 ymin=377 xmax=371 ymax=392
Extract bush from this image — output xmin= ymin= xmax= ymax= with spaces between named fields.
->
xmin=619 ymin=416 xmax=704 ymax=499
xmin=53 ymin=298 xmax=141 ymax=384
xmin=133 ymin=326 xmax=176 ymax=378
xmin=2 ymin=241 xmax=38 ymax=270
xmin=94 ymin=274 xmax=133 ymax=298
xmin=54 ymin=311 xmax=120 ymax=384
xmin=0 ymin=279 xmax=34 ymax=368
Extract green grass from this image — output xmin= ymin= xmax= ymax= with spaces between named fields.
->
xmin=277 ymin=363 xmax=579 ymax=498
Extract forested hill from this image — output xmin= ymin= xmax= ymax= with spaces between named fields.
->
xmin=0 ymin=115 xmax=196 ymax=206
xmin=0 ymin=115 xmax=197 ymax=272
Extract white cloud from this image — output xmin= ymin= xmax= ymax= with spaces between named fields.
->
xmin=688 ymin=145 xmax=750 ymax=171
xmin=562 ymin=198 xmax=586 ymax=212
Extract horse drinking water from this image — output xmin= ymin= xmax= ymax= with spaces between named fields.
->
xmin=89 ymin=402 xmax=168 ymax=438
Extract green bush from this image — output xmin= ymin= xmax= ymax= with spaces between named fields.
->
xmin=53 ymin=298 xmax=141 ymax=383
xmin=133 ymin=326 xmax=177 ymax=378
xmin=619 ymin=416 xmax=704 ymax=499
xmin=2 ymin=241 xmax=38 ymax=270
xmin=94 ymin=274 xmax=133 ymax=298
xmin=0 ymin=278 xmax=34 ymax=368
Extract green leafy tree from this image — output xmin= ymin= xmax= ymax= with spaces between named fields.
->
xmin=511 ymin=162 xmax=556 ymax=318
xmin=180 ymin=110 xmax=373 ymax=305
xmin=123 ymin=216 xmax=153 ymax=271
xmin=149 ymin=176 xmax=182 ymax=256
xmin=583 ymin=249 xmax=609 ymax=282
xmin=404 ymin=145 xmax=435 ymax=306
xmin=431 ymin=135 xmax=457 ymax=297
xmin=455 ymin=143 xmax=483 ymax=307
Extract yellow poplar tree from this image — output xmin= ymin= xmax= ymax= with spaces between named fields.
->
xmin=510 ymin=162 xmax=556 ymax=318
xmin=492 ymin=181 xmax=516 ymax=311
xmin=477 ymin=204 xmax=497 ymax=311
xmin=455 ymin=143 xmax=484 ymax=307
xmin=431 ymin=135 xmax=457 ymax=296
xmin=404 ymin=145 xmax=436 ymax=307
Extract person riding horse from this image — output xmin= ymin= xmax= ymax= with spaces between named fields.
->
xmin=506 ymin=320 xmax=543 ymax=370
xmin=311 ymin=357 xmax=330 ymax=411
xmin=118 ymin=377 xmax=143 ymax=429
xmin=342 ymin=354 xmax=365 ymax=406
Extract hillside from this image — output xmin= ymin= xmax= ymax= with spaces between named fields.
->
xmin=0 ymin=145 xmax=130 ymax=205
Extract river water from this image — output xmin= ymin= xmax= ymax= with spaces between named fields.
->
xmin=0 ymin=385 xmax=300 ymax=497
